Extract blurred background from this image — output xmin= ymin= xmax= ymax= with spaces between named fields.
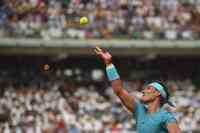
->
xmin=0 ymin=0 xmax=200 ymax=133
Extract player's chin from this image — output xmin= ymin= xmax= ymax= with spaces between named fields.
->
xmin=140 ymin=96 xmax=149 ymax=103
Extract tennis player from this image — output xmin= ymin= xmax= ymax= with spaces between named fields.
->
xmin=94 ymin=46 xmax=181 ymax=133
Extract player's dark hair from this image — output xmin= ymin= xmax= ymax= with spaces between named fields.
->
xmin=156 ymin=81 xmax=170 ymax=106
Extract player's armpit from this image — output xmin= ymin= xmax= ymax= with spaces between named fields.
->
xmin=167 ymin=123 xmax=181 ymax=133
xmin=111 ymin=79 xmax=136 ymax=112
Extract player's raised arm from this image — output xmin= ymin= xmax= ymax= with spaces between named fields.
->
xmin=94 ymin=46 xmax=136 ymax=112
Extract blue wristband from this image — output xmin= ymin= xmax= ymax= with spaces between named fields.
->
xmin=106 ymin=64 xmax=120 ymax=81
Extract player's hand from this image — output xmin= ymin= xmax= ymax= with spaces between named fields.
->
xmin=94 ymin=46 xmax=112 ymax=65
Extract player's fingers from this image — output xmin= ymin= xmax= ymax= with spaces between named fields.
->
xmin=95 ymin=46 xmax=103 ymax=52
xmin=94 ymin=49 xmax=105 ymax=60
xmin=94 ymin=49 xmax=101 ymax=54
xmin=94 ymin=49 xmax=104 ymax=59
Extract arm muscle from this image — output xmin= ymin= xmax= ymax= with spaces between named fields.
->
xmin=111 ymin=79 xmax=136 ymax=112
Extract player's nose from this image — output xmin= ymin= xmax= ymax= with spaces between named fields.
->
xmin=141 ymin=90 xmax=146 ymax=95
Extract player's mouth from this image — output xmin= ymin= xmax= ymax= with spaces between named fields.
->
xmin=142 ymin=92 xmax=150 ymax=97
xmin=142 ymin=92 xmax=146 ymax=96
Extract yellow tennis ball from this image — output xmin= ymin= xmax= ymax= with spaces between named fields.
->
xmin=79 ymin=16 xmax=89 ymax=26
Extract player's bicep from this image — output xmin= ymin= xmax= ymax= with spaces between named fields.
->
xmin=111 ymin=79 xmax=137 ymax=112
xmin=167 ymin=123 xmax=181 ymax=133
xmin=117 ymin=88 xmax=136 ymax=112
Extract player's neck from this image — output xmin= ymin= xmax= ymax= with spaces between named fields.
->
xmin=147 ymin=99 xmax=161 ymax=113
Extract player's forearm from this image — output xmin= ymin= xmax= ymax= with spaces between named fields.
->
xmin=111 ymin=79 xmax=124 ymax=95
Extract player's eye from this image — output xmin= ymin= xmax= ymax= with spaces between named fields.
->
xmin=145 ymin=87 xmax=151 ymax=90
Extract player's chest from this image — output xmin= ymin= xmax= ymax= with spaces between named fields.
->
xmin=137 ymin=114 xmax=163 ymax=130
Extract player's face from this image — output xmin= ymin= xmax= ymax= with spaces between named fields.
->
xmin=140 ymin=86 xmax=160 ymax=103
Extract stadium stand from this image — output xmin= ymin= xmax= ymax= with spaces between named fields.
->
xmin=0 ymin=0 xmax=199 ymax=39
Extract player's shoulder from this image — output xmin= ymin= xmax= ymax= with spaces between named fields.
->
xmin=160 ymin=108 xmax=177 ymax=123
xmin=160 ymin=108 xmax=174 ymax=116
xmin=135 ymin=99 xmax=146 ymax=109
xmin=133 ymin=99 xmax=146 ymax=114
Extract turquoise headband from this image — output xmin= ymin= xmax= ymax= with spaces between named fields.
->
xmin=148 ymin=82 xmax=167 ymax=99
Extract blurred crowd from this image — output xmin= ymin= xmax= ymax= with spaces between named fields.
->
xmin=0 ymin=67 xmax=200 ymax=133
xmin=0 ymin=0 xmax=200 ymax=40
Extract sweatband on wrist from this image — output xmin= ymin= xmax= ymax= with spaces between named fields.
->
xmin=106 ymin=64 xmax=120 ymax=81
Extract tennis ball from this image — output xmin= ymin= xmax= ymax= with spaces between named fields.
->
xmin=79 ymin=16 xmax=89 ymax=26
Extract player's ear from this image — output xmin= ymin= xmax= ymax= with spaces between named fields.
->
xmin=155 ymin=91 xmax=161 ymax=97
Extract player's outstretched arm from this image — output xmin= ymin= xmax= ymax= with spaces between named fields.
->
xmin=94 ymin=46 xmax=136 ymax=112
